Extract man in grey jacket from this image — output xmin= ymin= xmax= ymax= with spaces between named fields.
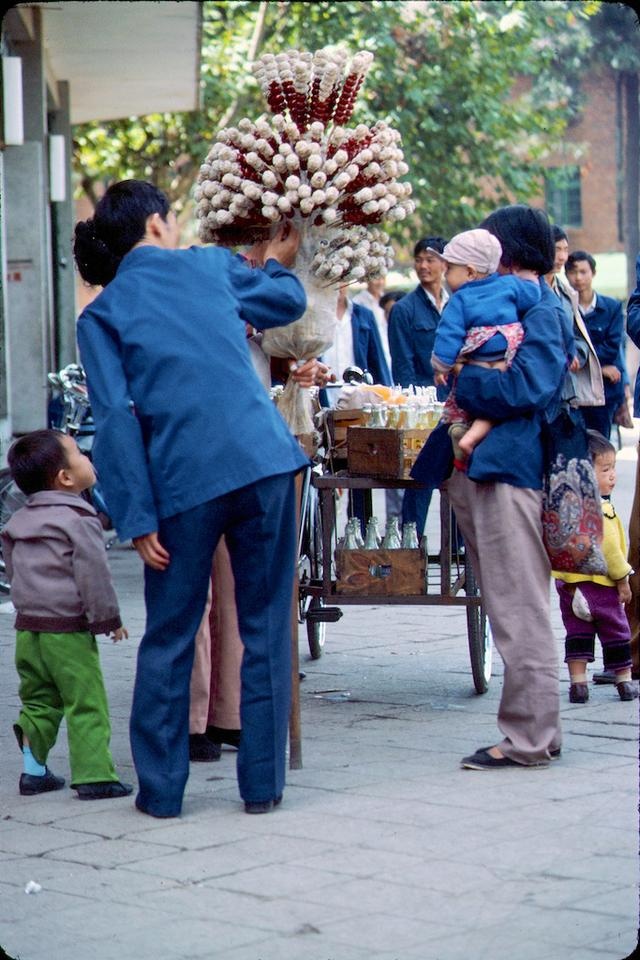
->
xmin=2 ymin=429 xmax=131 ymax=800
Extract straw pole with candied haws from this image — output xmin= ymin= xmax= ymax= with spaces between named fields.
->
xmin=195 ymin=47 xmax=414 ymax=435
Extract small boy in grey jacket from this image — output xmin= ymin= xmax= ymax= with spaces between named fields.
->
xmin=1 ymin=429 xmax=132 ymax=800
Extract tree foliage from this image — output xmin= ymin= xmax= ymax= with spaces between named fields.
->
xmin=73 ymin=0 xmax=604 ymax=244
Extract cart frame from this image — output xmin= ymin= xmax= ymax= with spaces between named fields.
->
xmin=297 ymin=467 xmax=493 ymax=694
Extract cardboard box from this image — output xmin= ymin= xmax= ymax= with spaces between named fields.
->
xmin=347 ymin=426 xmax=430 ymax=479
xmin=335 ymin=547 xmax=425 ymax=596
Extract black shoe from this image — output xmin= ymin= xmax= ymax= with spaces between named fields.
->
xmin=205 ymin=726 xmax=240 ymax=749
xmin=19 ymin=767 xmax=65 ymax=796
xmin=569 ymin=682 xmax=589 ymax=703
xmin=75 ymin=780 xmax=133 ymax=800
xmin=461 ymin=748 xmax=521 ymax=770
xmin=478 ymin=743 xmax=561 ymax=760
xmin=616 ymin=681 xmax=639 ymax=702
xmin=244 ymin=795 xmax=282 ymax=814
xmin=190 ymin=733 xmax=222 ymax=761
xmin=593 ymin=669 xmax=617 ymax=685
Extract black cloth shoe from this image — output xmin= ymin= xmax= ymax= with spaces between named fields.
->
xmin=244 ymin=795 xmax=282 ymax=814
xmin=19 ymin=767 xmax=65 ymax=796
xmin=75 ymin=780 xmax=133 ymax=800
xmin=569 ymin=682 xmax=589 ymax=703
xmin=593 ymin=669 xmax=617 ymax=685
xmin=205 ymin=726 xmax=240 ymax=749
xmin=461 ymin=748 xmax=521 ymax=770
xmin=616 ymin=681 xmax=639 ymax=702
xmin=190 ymin=733 xmax=222 ymax=761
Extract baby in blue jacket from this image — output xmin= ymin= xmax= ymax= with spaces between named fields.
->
xmin=431 ymin=229 xmax=540 ymax=463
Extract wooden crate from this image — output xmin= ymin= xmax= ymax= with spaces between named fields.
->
xmin=326 ymin=408 xmax=366 ymax=460
xmin=335 ymin=547 xmax=425 ymax=596
xmin=347 ymin=426 xmax=430 ymax=479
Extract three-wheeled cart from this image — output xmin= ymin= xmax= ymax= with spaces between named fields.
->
xmin=296 ymin=413 xmax=493 ymax=695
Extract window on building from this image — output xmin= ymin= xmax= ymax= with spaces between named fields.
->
xmin=544 ymin=166 xmax=582 ymax=228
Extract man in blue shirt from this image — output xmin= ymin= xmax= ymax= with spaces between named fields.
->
xmin=74 ymin=180 xmax=308 ymax=818
xmin=566 ymin=250 xmax=625 ymax=439
xmin=388 ymin=236 xmax=448 ymax=535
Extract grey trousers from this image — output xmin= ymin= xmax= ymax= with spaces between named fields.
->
xmin=445 ymin=471 xmax=562 ymax=763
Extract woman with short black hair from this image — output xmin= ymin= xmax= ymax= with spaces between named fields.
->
xmin=445 ymin=205 xmax=567 ymax=770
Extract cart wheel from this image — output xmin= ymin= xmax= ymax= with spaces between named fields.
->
xmin=306 ymin=597 xmax=327 ymax=660
xmin=465 ymin=560 xmax=492 ymax=694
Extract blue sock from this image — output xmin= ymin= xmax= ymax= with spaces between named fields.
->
xmin=23 ymin=746 xmax=46 ymax=777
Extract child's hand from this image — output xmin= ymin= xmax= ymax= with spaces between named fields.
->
xmin=111 ymin=627 xmax=129 ymax=643
xmin=617 ymin=578 xmax=632 ymax=605
xmin=569 ymin=355 xmax=580 ymax=373
xmin=434 ymin=371 xmax=448 ymax=386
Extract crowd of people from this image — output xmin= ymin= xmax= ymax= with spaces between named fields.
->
xmin=2 ymin=179 xmax=638 ymax=814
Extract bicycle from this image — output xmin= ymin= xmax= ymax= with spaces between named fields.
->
xmin=0 ymin=365 xmax=116 ymax=594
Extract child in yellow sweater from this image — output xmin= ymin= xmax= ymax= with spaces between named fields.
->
xmin=553 ymin=430 xmax=637 ymax=702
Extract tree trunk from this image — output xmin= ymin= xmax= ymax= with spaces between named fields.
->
xmin=623 ymin=70 xmax=639 ymax=297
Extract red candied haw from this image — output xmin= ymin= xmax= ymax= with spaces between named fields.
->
xmin=308 ymin=78 xmax=322 ymax=123
xmin=282 ymin=79 xmax=297 ymax=118
xmin=334 ymin=76 xmax=365 ymax=125
xmin=267 ymin=81 xmax=287 ymax=115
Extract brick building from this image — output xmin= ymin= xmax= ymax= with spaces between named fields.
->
xmin=540 ymin=66 xmax=628 ymax=299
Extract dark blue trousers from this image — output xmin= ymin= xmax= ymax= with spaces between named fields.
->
xmin=130 ymin=471 xmax=298 ymax=817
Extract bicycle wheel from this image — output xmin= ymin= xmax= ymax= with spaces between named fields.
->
xmin=465 ymin=558 xmax=492 ymax=694
xmin=298 ymin=472 xmax=327 ymax=659
xmin=0 ymin=469 xmax=26 ymax=593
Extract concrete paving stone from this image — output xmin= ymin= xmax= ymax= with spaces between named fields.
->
xmin=213 ymin=934 xmax=384 ymax=960
xmin=0 ymin=822 xmax=108 ymax=857
xmin=207 ymin=862 xmax=349 ymax=901
xmin=403 ymin=929 xmax=626 ymax=960
xmin=0 ymin=854 xmax=185 ymax=902
xmin=119 ymin=831 xmax=338 ymax=884
xmin=317 ymin=910 xmax=460 ymax=953
xmin=44 ymin=836 xmax=181 ymax=869
xmin=140 ymin=881 xmax=357 ymax=935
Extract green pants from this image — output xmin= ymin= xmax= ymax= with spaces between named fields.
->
xmin=15 ymin=630 xmax=118 ymax=787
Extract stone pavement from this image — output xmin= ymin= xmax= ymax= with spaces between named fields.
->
xmin=0 ymin=436 xmax=638 ymax=960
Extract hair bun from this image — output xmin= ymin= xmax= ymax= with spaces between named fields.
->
xmin=74 ymin=218 xmax=121 ymax=287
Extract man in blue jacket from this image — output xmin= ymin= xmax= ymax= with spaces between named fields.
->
xmin=388 ymin=236 xmax=448 ymax=534
xmin=323 ymin=285 xmax=391 ymax=386
xmin=566 ymin=250 xmax=625 ymax=439
xmin=74 ymin=180 xmax=308 ymax=818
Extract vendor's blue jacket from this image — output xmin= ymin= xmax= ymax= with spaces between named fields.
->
xmin=388 ymin=285 xmax=441 ymax=387
xmin=77 ymin=245 xmax=309 ymax=541
xmin=626 ymin=254 xmax=640 ymax=417
xmin=412 ymin=279 xmax=566 ymax=490
xmin=351 ymin=302 xmax=392 ymax=386
xmin=581 ymin=292 xmax=625 ymax=409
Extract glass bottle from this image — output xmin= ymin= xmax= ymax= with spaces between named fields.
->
xmin=363 ymin=516 xmax=381 ymax=549
xmin=343 ymin=517 xmax=360 ymax=549
xmin=420 ymin=534 xmax=429 ymax=593
xmin=381 ymin=516 xmax=402 ymax=549
xmin=401 ymin=521 xmax=419 ymax=549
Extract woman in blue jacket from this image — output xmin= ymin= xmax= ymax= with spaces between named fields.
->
xmin=74 ymin=180 xmax=308 ymax=817
xmin=443 ymin=206 xmax=567 ymax=770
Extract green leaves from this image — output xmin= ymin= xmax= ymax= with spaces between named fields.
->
xmin=73 ymin=0 xmax=606 ymax=245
